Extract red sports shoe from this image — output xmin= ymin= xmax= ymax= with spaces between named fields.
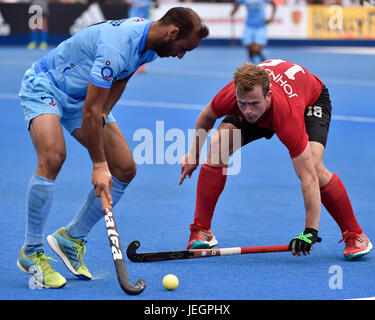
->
xmin=187 ymin=223 xmax=218 ymax=250
xmin=339 ymin=230 xmax=372 ymax=261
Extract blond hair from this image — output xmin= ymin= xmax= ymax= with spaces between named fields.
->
xmin=233 ymin=63 xmax=270 ymax=96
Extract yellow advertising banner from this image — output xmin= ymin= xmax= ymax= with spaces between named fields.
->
xmin=308 ymin=5 xmax=375 ymax=39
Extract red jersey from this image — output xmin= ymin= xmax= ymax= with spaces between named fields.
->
xmin=211 ymin=59 xmax=323 ymax=158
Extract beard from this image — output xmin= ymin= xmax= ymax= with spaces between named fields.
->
xmin=154 ymin=39 xmax=175 ymax=58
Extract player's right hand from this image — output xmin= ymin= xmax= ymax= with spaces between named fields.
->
xmin=92 ymin=162 xmax=113 ymax=206
xmin=289 ymin=228 xmax=322 ymax=256
xmin=179 ymin=153 xmax=199 ymax=185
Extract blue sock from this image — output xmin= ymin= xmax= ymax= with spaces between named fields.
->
xmin=30 ymin=30 xmax=38 ymax=43
xmin=66 ymin=177 xmax=128 ymax=239
xmin=24 ymin=173 xmax=55 ymax=255
xmin=40 ymin=30 xmax=48 ymax=43
xmin=259 ymin=51 xmax=267 ymax=62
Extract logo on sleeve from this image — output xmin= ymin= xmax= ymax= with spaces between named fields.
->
xmin=63 ymin=63 xmax=75 ymax=73
xmin=101 ymin=66 xmax=114 ymax=81
xmin=41 ymin=96 xmax=57 ymax=107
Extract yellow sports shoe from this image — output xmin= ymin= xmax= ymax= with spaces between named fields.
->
xmin=27 ymin=42 xmax=37 ymax=50
xmin=39 ymin=42 xmax=48 ymax=50
xmin=17 ymin=247 xmax=66 ymax=288
xmin=47 ymin=227 xmax=92 ymax=280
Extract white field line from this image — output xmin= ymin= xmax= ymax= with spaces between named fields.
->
xmin=2 ymin=93 xmax=375 ymax=124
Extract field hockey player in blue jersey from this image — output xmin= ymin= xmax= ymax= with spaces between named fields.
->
xmin=17 ymin=7 xmax=208 ymax=288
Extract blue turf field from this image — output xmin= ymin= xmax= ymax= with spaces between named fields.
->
xmin=0 ymin=45 xmax=374 ymax=301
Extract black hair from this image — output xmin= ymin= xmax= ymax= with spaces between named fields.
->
xmin=158 ymin=7 xmax=209 ymax=40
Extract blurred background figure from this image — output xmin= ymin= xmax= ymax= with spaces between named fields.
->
xmin=125 ymin=0 xmax=159 ymax=72
xmin=28 ymin=0 xmax=49 ymax=50
xmin=231 ymin=0 xmax=276 ymax=64
xmin=126 ymin=0 xmax=159 ymax=19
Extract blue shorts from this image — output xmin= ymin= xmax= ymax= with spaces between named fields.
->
xmin=242 ymin=25 xmax=267 ymax=46
xmin=18 ymin=66 xmax=116 ymax=134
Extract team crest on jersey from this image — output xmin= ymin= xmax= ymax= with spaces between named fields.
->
xmin=133 ymin=17 xmax=145 ymax=22
xmin=110 ymin=19 xmax=126 ymax=27
xmin=101 ymin=66 xmax=114 ymax=81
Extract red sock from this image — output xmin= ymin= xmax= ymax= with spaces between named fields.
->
xmin=193 ymin=164 xmax=227 ymax=229
xmin=320 ymin=173 xmax=362 ymax=234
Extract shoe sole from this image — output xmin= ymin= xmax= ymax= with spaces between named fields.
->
xmin=47 ymin=235 xmax=91 ymax=280
xmin=345 ymin=241 xmax=373 ymax=261
xmin=16 ymin=260 xmax=66 ymax=289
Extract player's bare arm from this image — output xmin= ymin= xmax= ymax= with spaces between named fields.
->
xmin=230 ymin=3 xmax=240 ymax=16
xmin=103 ymin=73 xmax=134 ymax=115
xmin=289 ymin=143 xmax=322 ymax=256
xmin=82 ymin=82 xmax=112 ymax=203
xmin=179 ymin=102 xmax=217 ymax=185
xmin=265 ymin=1 xmax=277 ymax=24
xmin=292 ymin=143 xmax=321 ymax=231
xmin=290 ymin=142 xmax=321 ymax=256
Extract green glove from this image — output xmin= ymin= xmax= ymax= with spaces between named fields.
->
xmin=289 ymin=228 xmax=322 ymax=254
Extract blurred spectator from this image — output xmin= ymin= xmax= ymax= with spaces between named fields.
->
xmin=124 ymin=0 xmax=159 ymax=73
xmin=125 ymin=0 xmax=159 ymax=19
xmin=231 ymin=0 xmax=276 ymax=64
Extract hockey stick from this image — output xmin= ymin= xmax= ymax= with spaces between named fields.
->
xmin=101 ymin=194 xmax=146 ymax=295
xmin=127 ymin=240 xmax=290 ymax=263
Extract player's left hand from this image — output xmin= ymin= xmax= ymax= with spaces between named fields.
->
xmin=289 ymin=228 xmax=322 ymax=256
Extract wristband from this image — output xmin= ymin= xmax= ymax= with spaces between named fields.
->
xmin=93 ymin=162 xmax=108 ymax=169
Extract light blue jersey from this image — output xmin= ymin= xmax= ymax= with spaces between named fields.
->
xmin=237 ymin=0 xmax=273 ymax=28
xmin=19 ymin=18 xmax=157 ymax=133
